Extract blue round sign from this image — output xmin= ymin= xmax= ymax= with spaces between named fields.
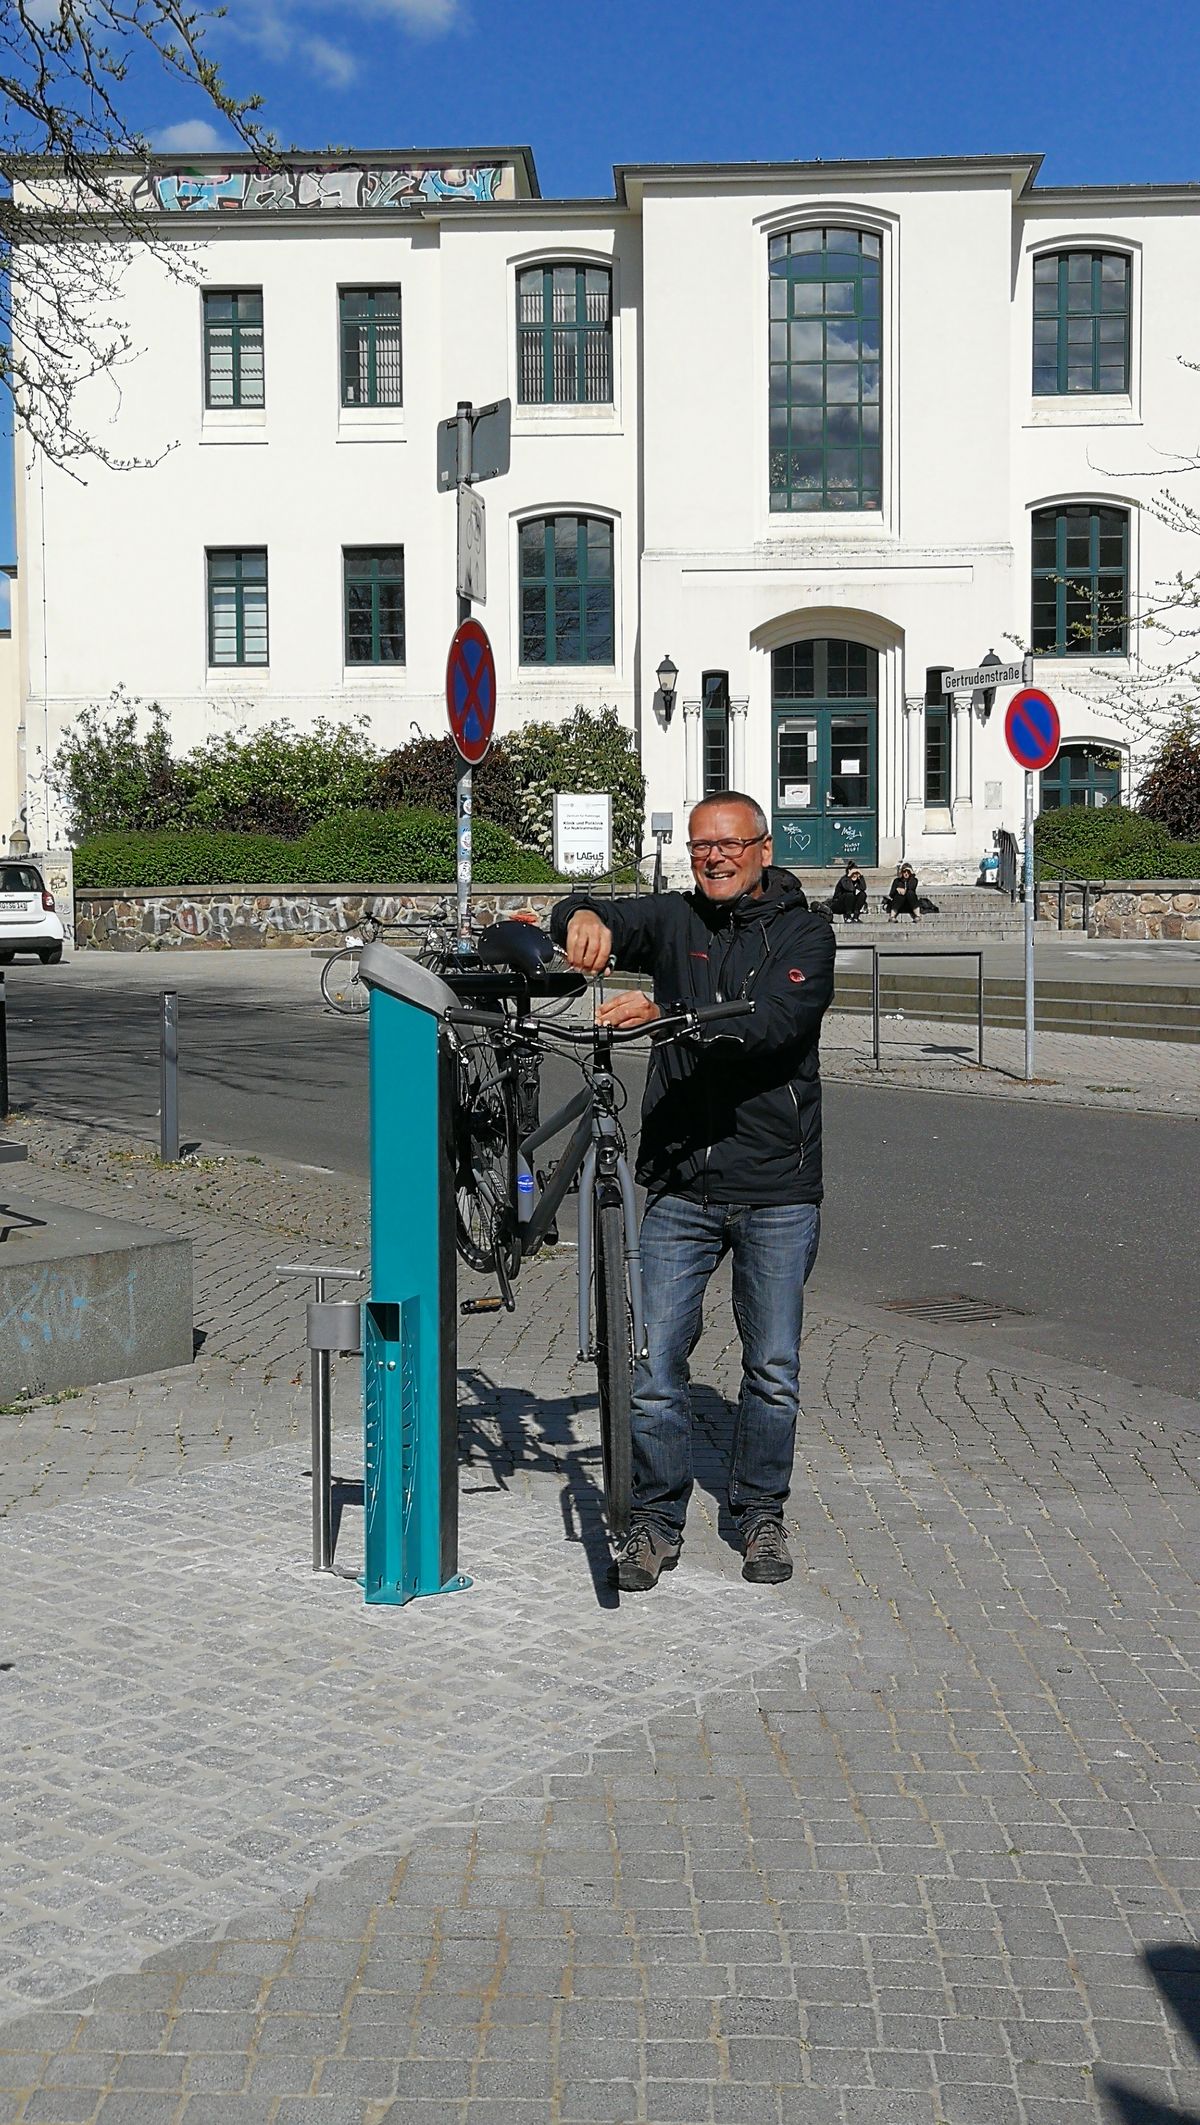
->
xmin=445 ymin=618 xmax=496 ymax=765
xmin=1004 ymin=688 xmax=1060 ymax=773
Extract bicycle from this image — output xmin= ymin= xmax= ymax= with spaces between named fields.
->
xmin=443 ymin=922 xmax=751 ymax=1542
xmin=321 ymin=898 xmax=474 ymax=1014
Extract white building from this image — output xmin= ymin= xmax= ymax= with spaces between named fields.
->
xmin=12 ymin=146 xmax=1199 ymax=872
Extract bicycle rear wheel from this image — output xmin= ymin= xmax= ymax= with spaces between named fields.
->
xmin=594 ymin=1194 xmax=633 ymax=1542
xmin=321 ymin=947 xmax=367 ymax=1014
xmin=454 ymin=1038 xmax=518 ymax=1276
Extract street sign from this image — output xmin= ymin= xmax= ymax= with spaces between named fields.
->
xmin=941 ymin=659 xmax=1024 ymax=694
xmin=457 ymin=484 xmax=486 ymax=603
xmin=437 ymin=398 xmax=512 ymax=491
xmin=553 ymin=793 xmax=613 ymax=877
xmin=445 ymin=618 xmax=496 ymax=765
xmin=1005 ymin=688 xmax=1061 ymax=772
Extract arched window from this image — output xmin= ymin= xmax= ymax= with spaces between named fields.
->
xmin=1033 ymin=251 xmax=1130 ymax=395
xmin=1032 ymin=504 xmax=1129 ymax=656
xmin=768 ymin=227 xmax=881 ymax=513
xmin=517 ymin=264 xmax=612 ymax=404
xmin=1040 ymin=744 xmax=1122 ymax=809
xmin=519 ymin=515 xmax=614 ymax=665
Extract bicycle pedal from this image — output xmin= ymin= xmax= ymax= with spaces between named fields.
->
xmin=461 ymin=1295 xmax=504 ymax=1315
xmin=544 ymin=1220 xmax=560 ymax=1247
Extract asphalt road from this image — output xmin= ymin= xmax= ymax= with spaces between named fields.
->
xmin=6 ymin=953 xmax=1197 ymax=1397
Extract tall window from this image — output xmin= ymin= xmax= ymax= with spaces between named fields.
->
xmin=343 ymin=548 xmax=405 ymax=664
xmin=925 ymin=707 xmax=950 ymax=804
xmin=207 ymin=550 xmax=268 ymax=666
xmin=520 ymin=516 xmax=614 ymax=665
xmin=701 ymin=672 xmax=730 ymax=796
xmin=203 ymin=291 xmax=264 ymax=409
xmin=768 ymin=227 xmax=882 ymax=512
xmin=1033 ymin=252 xmax=1130 ymax=395
xmin=1032 ymin=506 xmax=1128 ymax=656
xmin=517 ymin=264 xmax=612 ymax=405
xmin=340 ymin=289 xmax=402 ymax=407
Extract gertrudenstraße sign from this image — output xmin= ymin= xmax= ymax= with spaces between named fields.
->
xmin=940 ymin=660 xmax=1024 ymax=694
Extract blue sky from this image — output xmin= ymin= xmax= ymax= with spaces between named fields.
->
xmin=2 ymin=0 xmax=1196 ymax=612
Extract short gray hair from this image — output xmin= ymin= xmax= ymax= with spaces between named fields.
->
xmin=689 ymin=790 xmax=769 ymax=838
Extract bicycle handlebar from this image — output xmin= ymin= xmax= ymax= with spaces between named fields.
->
xmin=445 ymin=996 xmax=754 ymax=1047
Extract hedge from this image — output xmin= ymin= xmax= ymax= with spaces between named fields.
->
xmin=1034 ymin=805 xmax=1200 ymax=881
xmin=74 ymin=810 xmax=561 ymax=890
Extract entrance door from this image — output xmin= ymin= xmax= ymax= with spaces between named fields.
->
xmin=772 ymin=638 xmax=878 ymax=867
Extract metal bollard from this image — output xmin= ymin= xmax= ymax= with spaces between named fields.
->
xmin=277 ymin=1263 xmax=365 ymax=1572
xmin=0 ymin=971 xmax=8 ymax=1122
xmin=160 ymin=991 xmax=179 ymax=1161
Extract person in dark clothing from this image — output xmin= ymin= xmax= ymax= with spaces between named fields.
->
xmin=885 ymin=863 xmax=920 ymax=921
xmin=550 ymin=791 xmax=835 ymax=1593
xmin=830 ymin=863 xmax=867 ymax=923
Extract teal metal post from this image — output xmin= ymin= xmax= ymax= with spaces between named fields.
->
xmin=360 ymin=946 xmax=469 ymax=1604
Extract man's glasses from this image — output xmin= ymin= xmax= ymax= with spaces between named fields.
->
xmin=687 ymin=834 xmax=767 ymax=859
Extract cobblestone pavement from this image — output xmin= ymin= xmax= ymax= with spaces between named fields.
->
xmin=0 ymin=1126 xmax=1198 ymax=2122
xmin=819 ymin=1016 xmax=1200 ymax=1117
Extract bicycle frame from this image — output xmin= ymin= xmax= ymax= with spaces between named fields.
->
xmin=515 ymin=1056 xmax=647 ymax=1363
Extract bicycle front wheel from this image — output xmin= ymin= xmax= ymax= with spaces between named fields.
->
xmin=454 ymin=1039 xmax=518 ymax=1276
xmin=321 ymin=947 xmax=367 ymax=1014
xmin=594 ymin=1195 xmax=634 ymax=1542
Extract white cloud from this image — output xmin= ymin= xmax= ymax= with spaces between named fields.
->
xmin=226 ymin=0 xmax=462 ymax=89
xmin=153 ymin=119 xmax=229 ymax=153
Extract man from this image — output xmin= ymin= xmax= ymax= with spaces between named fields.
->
xmin=549 ymin=791 xmax=835 ymax=1593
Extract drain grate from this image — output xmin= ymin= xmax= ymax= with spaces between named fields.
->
xmin=884 ymin=1292 xmax=1028 ymax=1324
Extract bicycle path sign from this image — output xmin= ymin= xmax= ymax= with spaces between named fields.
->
xmin=445 ymin=617 xmax=496 ymax=765
xmin=1004 ymin=687 xmax=1060 ymax=772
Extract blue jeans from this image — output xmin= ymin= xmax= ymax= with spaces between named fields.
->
xmin=631 ymin=1195 xmax=821 ymax=1539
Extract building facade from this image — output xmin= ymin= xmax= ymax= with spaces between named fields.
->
xmin=12 ymin=147 xmax=1199 ymax=871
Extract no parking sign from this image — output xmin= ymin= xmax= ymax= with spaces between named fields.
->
xmin=445 ymin=618 xmax=496 ymax=766
xmin=1005 ymin=688 xmax=1060 ymax=773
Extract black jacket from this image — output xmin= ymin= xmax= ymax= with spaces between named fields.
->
xmin=831 ymin=874 xmax=867 ymax=919
xmin=549 ymin=870 xmax=836 ymax=1206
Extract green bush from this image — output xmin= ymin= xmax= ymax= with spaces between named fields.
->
xmin=373 ymin=735 xmax=524 ymax=839
xmin=1136 ymin=714 xmax=1200 ymax=841
xmin=1034 ymin=804 xmax=1200 ymax=879
xmin=505 ymin=705 xmax=646 ymax=865
xmin=51 ymin=690 xmax=190 ymax=838
xmin=74 ymin=810 xmax=560 ymax=890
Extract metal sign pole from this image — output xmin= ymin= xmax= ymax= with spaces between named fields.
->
xmin=1024 ymin=769 xmax=1035 ymax=1083
xmin=160 ymin=991 xmax=179 ymax=1161
xmin=455 ymin=401 xmax=473 ymax=952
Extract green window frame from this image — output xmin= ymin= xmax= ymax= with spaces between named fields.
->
xmin=701 ymin=672 xmax=730 ymax=796
xmin=519 ymin=516 xmax=614 ymax=666
xmin=925 ymin=704 xmax=951 ymax=805
xmin=343 ymin=547 xmax=405 ymax=665
xmin=203 ymin=290 xmax=264 ymax=409
xmin=768 ymin=226 xmax=882 ymax=513
xmin=1032 ymin=505 xmax=1129 ymax=657
xmin=1040 ymin=744 xmax=1123 ymax=810
xmin=207 ymin=549 xmax=268 ymax=667
xmin=1033 ymin=252 xmax=1130 ymax=395
xmin=517 ymin=264 xmax=612 ymax=405
xmin=339 ymin=289 xmax=402 ymax=408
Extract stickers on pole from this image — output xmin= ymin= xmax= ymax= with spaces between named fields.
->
xmin=445 ymin=618 xmax=496 ymax=764
xmin=1004 ymin=688 xmax=1060 ymax=772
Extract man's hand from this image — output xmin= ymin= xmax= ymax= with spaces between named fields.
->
xmin=596 ymin=991 xmax=661 ymax=1031
xmin=563 ymin=909 xmax=614 ymax=974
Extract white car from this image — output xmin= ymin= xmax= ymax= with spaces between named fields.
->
xmin=0 ymin=863 xmax=66 ymax=965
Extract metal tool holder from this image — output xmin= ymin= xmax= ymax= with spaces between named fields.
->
xmin=276 ymin=1262 xmax=365 ymax=1572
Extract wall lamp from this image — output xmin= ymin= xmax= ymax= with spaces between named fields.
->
xmin=656 ymin=654 xmax=678 ymax=727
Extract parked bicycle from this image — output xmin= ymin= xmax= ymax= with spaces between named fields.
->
xmin=444 ymin=922 xmax=751 ymax=1541
xmin=321 ymin=898 xmax=474 ymax=1014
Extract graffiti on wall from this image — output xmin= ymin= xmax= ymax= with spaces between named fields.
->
xmin=133 ymin=164 xmax=504 ymax=214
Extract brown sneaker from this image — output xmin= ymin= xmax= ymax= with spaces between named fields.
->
xmin=742 ymin=1519 xmax=793 ymax=1584
xmin=609 ymin=1523 xmax=682 ymax=1592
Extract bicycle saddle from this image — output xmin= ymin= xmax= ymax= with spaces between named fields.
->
xmin=476 ymin=921 xmax=556 ymax=977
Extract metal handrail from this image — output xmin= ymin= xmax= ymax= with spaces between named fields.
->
xmin=835 ymin=943 xmax=985 ymax=1069
xmin=1055 ymin=880 xmax=1093 ymax=932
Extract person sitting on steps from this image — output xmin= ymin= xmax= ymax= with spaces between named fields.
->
xmin=885 ymin=863 xmax=920 ymax=922
xmin=830 ymin=863 xmax=867 ymax=924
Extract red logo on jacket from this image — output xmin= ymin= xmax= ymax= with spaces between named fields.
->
xmin=788 ymin=968 xmax=806 ymax=984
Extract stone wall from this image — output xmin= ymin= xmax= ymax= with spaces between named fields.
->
xmin=74 ymin=884 xmax=574 ymax=951
xmin=1036 ymin=881 xmax=1200 ymax=939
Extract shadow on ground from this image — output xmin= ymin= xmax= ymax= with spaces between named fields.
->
xmin=1102 ymin=1943 xmax=1200 ymax=2125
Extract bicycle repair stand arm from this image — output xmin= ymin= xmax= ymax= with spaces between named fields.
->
xmin=357 ymin=939 xmax=471 ymax=1605
xmin=276 ymin=1263 xmax=365 ymax=1572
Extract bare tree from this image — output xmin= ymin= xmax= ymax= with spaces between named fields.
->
xmin=2 ymin=1 xmax=268 ymax=470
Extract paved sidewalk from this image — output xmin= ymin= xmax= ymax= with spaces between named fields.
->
xmin=822 ymin=1013 xmax=1200 ymax=1116
xmin=0 ymin=1122 xmax=1197 ymax=2123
